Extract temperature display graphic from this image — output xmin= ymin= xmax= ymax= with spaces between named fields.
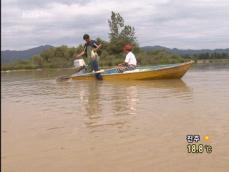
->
xmin=186 ymin=135 xmax=213 ymax=154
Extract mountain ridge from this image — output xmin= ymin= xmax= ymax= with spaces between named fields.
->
xmin=1 ymin=45 xmax=53 ymax=64
xmin=141 ymin=45 xmax=229 ymax=56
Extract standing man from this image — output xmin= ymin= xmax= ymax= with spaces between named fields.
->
xmin=75 ymin=34 xmax=103 ymax=80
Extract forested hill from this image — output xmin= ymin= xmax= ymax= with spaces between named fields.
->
xmin=1 ymin=45 xmax=53 ymax=64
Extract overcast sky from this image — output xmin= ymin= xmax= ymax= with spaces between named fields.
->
xmin=2 ymin=0 xmax=229 ymax=50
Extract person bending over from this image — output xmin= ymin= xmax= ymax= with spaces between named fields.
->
xmin=75 ymin=34 xmax=103 ymax=80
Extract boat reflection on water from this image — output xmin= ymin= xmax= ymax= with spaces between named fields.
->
xmin=103 ymin=79 xmax=192 ymax=101
xmin=77 ymin=79 xmax=192 ymax=133
xmin=104 ymin=79 xmax=191 ymax=91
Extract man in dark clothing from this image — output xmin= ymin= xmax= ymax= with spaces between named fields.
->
xmin=75 ymin=34 xmax=103 ymax=80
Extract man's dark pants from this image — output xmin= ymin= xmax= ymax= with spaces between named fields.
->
xmin=91 ymin=59 xmax=103 ymax=80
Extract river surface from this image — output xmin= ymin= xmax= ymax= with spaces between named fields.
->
xmin=1 ymin=64 xmax=229 ymax=172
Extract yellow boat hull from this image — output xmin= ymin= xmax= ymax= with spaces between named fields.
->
xmin=70 ymin=61 xmax=194 ymax=80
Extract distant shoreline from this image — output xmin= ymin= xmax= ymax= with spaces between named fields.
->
xmin=195 ymin=58 xmax=229 ymax=64
xmin=1 ymin=67 xmax=75 ymax=72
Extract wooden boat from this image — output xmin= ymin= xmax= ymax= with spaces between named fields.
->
xmin=70 ymin=60 xmax=194 ymax=80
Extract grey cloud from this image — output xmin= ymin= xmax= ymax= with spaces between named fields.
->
xmin=2 ymin=0 xmax=229 ymax=50
xmin=4 ymin=0 xmax=92 ymax=9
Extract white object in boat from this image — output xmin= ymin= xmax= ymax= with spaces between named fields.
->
xmin=123 ymin=69 xmax=141 ymax=73
xmin=74 ymin=59 xmax=86 ymax=68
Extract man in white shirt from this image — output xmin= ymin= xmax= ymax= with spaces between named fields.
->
xmin=117 ymin=44 xmax=137 ymax=72
xmin=125 ymin=51 xmax=137 ymax=66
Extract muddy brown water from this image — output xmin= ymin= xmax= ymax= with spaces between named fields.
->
xmin=2 ymin=64 xmax=229 ymax=172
